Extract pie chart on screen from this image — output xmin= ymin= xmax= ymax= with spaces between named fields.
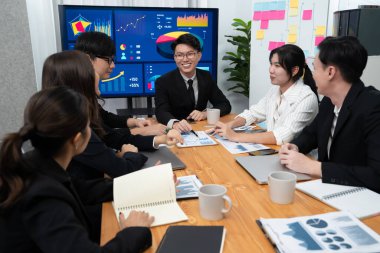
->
xmin=156 ymin=31 xmax=203 ymax=58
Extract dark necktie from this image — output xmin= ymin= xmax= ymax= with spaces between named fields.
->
xmin=187 ymin=79 xmax=195 ymax=109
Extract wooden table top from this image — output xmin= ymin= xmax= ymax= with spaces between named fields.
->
xmin=100 ymin=115 xmax=380 ymax=252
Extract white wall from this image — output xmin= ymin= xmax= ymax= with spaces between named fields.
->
xmin=207 ymin=0 xmax=252 ymax=113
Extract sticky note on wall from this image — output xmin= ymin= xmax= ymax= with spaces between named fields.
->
xmin=315 ymin=26 xmax=326 ymax=36
xmin=289 ymin=24 xmax=297 ymax=34
xmin=302 ymin=10 xmax=312 ymax=20
xmin=256 ymin=30 xmax=265 ymax=40
xmin=268 ymin=41 xmax=285 ymax=51
xmin=288 ymin=34 xmax=297 ymax=43
xmin=260 ymin=20 xmax=269 ymax=29
xmin=290 ymin=0 xmax=299 ymax=8
xmin=253 ymin=11 xmax=262 ymax=20
xmin=289 ymin=8 xmax=298 ymax=17
xmin=315 ymin=36 xmax=325 ymax=46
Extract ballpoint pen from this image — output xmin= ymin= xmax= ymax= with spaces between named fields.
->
xmin=190 ymin=130 xmax=199 ymax=138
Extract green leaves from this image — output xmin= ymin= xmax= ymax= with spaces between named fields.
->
xmin=223 ymin=18 xmax=251 ymax=97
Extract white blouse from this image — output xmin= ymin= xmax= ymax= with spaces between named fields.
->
xmin=238 ymin=80 xmax=319 ymax=145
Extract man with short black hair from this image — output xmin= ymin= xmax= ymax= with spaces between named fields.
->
xmin=155 ymin=33 xmax=231 ymax=132
xmin=279 ymin=36 xmax=380 ymax=193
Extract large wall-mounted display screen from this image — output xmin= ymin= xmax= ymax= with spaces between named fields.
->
xmin=59 ymin=5 xmax=219 ymax=97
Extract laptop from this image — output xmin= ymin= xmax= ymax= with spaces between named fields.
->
xmin=140 ymin=146 xmax=186 ymax=170
xmin=235 ymin=155 xmax=311 ymax=184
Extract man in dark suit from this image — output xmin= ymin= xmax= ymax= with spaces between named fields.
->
xmin=155 ymin=34 xmax=231 ymax=132
xmin=279 ymin=36 xmax=380 ymax=193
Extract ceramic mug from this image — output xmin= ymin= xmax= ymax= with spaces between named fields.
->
xmin=199 ymin=184 xmax=232 ymax=220
xmin=268 ymin=171 xmax=297 ymax=204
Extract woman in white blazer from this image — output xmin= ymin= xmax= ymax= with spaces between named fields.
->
xmin=215 ymin=44 xmax=319 ymax=145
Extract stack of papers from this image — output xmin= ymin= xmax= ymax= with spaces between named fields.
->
xmin=258 ymin=211 xmax=380 ymax=253
xmin=213 ymin=134 xmax=269 ymax=154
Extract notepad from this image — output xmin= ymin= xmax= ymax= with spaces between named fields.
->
xmin=156 ymin=226 xmax=226 ymax=253
xmin=296 ymin=179 xmax=380 ymax=219
xmin=113 ymin=163 xmax=188 ymax=227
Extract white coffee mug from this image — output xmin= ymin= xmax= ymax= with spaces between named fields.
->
xmin=207 ymin=108 xmax=220 ymax=125
xmin=199 ymin=184 xmax=232 ymax=221
xmin=268 ymin=171 xmax=297 ymax=204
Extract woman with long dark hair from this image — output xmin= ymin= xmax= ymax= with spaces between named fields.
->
xmin=0 ymin=86 xmax=153 ymax=252
xmin=42 ymin=50 xmax=182 ymax=180
xmin=215 ymin=44 xmax=319 ymax=145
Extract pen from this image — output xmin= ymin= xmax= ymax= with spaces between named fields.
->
xmin=190 ymin=130 xmax=199 ymax=138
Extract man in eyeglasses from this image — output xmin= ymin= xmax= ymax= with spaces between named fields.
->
xmin=75 ymin=31 xmax=166 ymax=136
xmin=155 ymin=33 xmax=231 ymax=132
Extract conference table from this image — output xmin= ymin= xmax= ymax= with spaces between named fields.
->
xmin=100 ymin=115 xmax=380 ymax=252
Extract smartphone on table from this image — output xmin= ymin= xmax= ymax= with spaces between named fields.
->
xmin=249 ymin=149 xmax=278 ymax=156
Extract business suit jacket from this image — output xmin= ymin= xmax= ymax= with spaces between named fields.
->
xmin=99 ymin=106 xmax=129 ymax=128
xmin=155 ymin=68 xmax=231 ymax=125
xmin=100 ymin=107 xmax=156 ymax=151
xmin=0 ymin=150 xmax=152 ymax=253
xmin=292 ymin=81 xmax=380 ymax=193
xmin=68 ymin=129 xmax=147 ymax=180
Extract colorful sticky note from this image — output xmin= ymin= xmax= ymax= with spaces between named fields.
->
xmin=268 ymin=2 xmax=277 ymax=10
xmin=289 ymin=8 xmax=298 ymax=17
xmin=253 ymin=11 xmax=262 ymax=21
xmin=315 ymin=26 xmax=326 ymax=36
xmin=269 ymin=41 xmax=277 ymax=51
xmin=303 ymin=50 xmax=310 ymax=58
xmin=288 ymin=34 xmax=297 ymax=44
xmin=254 ymin=2 xmax=264 ymax=11
xmin=269 ymin=10 xmax=277 ymax=20
xmin=260 ymin=20 xmax=269 ymax=29
xmin=277 ymin=1 xmax=286 ymax=10
xmin=290 ymin=0 xmax=299 ymax=8
xmin=302 ymin=10 xmax=312 ymax=20
xmin=275 ymin=10 xmax=286 ymax=20
xmin=268 ymin=41 xmax=285 ymax=51
xmin=289 ymin=24 xmax=298 ymax=34
xmin=315 ymin=36 xmax=325 ymax=46
xmin=256 ymin=30 xmax=265 ymax=40
xmin=261 ymin=11 xmax=270 ymax=20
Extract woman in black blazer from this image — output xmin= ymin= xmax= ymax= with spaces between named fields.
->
xmin=0 ymin=86 xmax=153 ymax=252
xmin=41 ymin=50 xmax=183 ymax=180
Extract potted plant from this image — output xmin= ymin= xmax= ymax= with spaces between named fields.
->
xmin=222 ymin=18 xmax=251 ymax=97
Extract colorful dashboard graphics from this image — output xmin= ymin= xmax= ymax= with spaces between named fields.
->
xmin=144 ymin=63 xmax=176 ymax=95
xmin=114 ymin=9 xmax=215 ymax=62
xmin=60 ymin=6 xmax=218 ymax=97
xmin=99 ymin=64 xmax=143 ymax=97
xmin=64 ymin=9 xmax=113 ymax=41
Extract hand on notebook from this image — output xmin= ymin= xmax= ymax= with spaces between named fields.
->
xmin=119 ymin=210 xmax=155 ymax=229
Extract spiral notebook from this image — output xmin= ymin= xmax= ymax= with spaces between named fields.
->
xmin=296 ymin=179 xmax=380 ymax=219
xmin=113 ymin=163 xmax=188 ymax=227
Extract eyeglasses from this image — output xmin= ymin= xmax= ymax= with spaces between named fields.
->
xmin=174 ymin=51 xmax=198 ymax=60
xmin=96 ymin=55 xmax=115 ymax=65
